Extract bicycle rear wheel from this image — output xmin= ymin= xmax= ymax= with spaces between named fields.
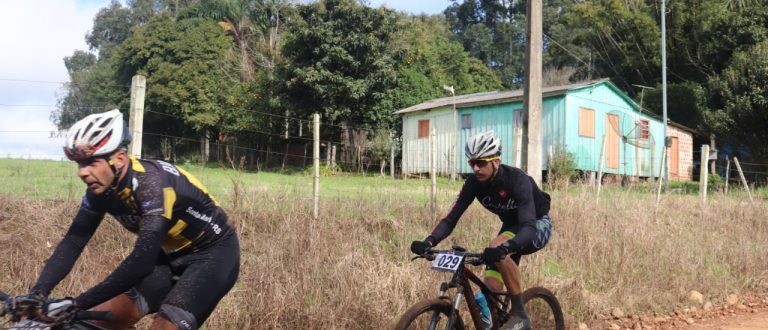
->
xmin=394 ymin=298 xmax=466 ymax=330
xmin=523 ymin=287 xmax=565 ymax=330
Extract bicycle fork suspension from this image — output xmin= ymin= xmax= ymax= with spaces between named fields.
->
xmin=444 ymin=293 xmax=463 ymax=329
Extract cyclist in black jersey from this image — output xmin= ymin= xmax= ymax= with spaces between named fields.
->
xmin=11 ymin=110 xmax=239 ymax=330
xmin=411 ymin=131 xmax=552 ymax=330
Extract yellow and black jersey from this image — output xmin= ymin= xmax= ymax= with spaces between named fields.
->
xmin=82 ymin=157 xmax=233 ymax=253
xmin=31 ymin=157 xmax=236 ymax=310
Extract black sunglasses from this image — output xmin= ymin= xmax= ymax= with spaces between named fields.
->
xmin=468 ymin=158 xmax=496 ymax=167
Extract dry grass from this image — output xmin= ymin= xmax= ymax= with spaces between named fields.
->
xmin=1 ymin=184 xmax=766 ymax=329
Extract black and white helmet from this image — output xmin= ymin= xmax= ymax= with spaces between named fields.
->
xmin=63 ymin=109 xmax=132 ymax=161
xmin=465 ymin=131 xmax=501 ymax=160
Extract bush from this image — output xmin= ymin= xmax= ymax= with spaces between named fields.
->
xmin=547 ymin=145 xmax=577 ymax=190
xmin=304 ymin=163 xmax=342 ymax=176
xmin=707 ymin=173 xmax=725 ymax=192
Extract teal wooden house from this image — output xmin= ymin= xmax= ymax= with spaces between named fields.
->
xmin=394 ymin=79 xmax=694 ymax=180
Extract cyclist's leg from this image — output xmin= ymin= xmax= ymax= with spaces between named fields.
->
xmin=89 ymin=260 xmax=174 ymax=329
xmin=495 ymin=216 xmax=553 ymax=330
xmin=151 ymin=233 xmax=240 ymax=330
xmin=87 ymin=293 xmax=142 ymax=329
xmin=483 ymin=232 xmax=523 ymax=294
xmin=484 ymin=215 xmax=553 ymax=294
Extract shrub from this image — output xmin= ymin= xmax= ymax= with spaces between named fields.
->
xmin=547 ymin=145 xmax=577 ymax=190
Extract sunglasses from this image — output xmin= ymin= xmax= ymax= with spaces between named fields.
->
xmin=468 ymin=157 xmax=498 ymax=168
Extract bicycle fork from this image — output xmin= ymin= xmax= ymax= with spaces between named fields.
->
xmin=426 ymin=283 xmax=464 ymax=330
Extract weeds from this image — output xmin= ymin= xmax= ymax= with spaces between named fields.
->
xmin=0 ymin=161 xmax=766 ymax=328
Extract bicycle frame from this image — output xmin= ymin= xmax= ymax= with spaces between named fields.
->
xmin=434 ymin=261 xmax=513 ymax=329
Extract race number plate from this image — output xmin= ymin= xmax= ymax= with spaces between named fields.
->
xmin=431 ymin=253 xmax=464 ymax=272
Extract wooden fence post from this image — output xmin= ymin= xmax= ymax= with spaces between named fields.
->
xmin=390 ymin=130 xmax=396 ymax=178
xmin=596 ymin=134 xmax=606 ymax=198
xmin=699 ymin=144 xmax=709 ymax=203
xmin=733 ymin=157 xmax=753 ymax=202
xmin=128 ymin=75 xmax=146 ymax=158
xmin=724 ymin=157 xmax=730 ymax=194
xmin=312 ymin=113 xmax=320 ymax=220
xmin=430 ymin=127 xmax=437 ymax=222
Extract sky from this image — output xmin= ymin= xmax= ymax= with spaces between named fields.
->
xmin=0 ymin=0 xmax=453 ymax=160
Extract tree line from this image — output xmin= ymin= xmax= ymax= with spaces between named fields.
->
xmin=55 ymin=0 xmax=768 ymax=169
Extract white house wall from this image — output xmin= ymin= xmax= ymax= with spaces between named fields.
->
xmin=401 ymin=107 xmax=458 ymax=175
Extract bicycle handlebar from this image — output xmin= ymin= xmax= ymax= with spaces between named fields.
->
xmin=0 ymin=290 xmax=112 ymax=322
xmin=413 ymin=245 xmax=487 ymax=266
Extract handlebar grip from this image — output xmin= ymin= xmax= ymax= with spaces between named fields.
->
xmin=75 ymin=310 xmax=112 ymax=321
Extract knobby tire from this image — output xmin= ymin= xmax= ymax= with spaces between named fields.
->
xmin=522 ymin=287 xmax=565 ymax=330
xmin=394 ymin=298 xmax=466 ymax=330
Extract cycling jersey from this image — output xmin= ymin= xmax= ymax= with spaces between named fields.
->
xmin=31 ymin=157 xmax=235 ymax=310
xmin=82 ymin=157 xmax=232 ymax=253
xmin=428 ymin=164 xmax=551 ymax=252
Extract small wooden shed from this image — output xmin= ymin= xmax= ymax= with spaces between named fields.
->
xmin=394 ymin=79 xmax=693 ymax=180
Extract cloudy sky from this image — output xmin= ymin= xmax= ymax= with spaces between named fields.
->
xmin=0 ymin=0 xmax=451 ymax=160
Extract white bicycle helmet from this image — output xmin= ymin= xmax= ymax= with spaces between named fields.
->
xmin=63 ymin=109 xmax=132 ymax=161
xmin=465 ymin=130 xmax=501 ymax=160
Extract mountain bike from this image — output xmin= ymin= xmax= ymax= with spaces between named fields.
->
xmin=395 ymin=245 xmax=565 ymax=330
xmin=0 ymin=291 xmax=111 ymax=330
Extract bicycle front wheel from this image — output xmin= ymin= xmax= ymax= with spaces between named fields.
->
xmin=523 ymin=287 xmax=565 ymax=330
xmin=394 ymin=298 xmax=466 ymax=330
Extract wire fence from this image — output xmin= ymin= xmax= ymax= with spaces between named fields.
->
xmin=692 ymin=149 xmax=768 ymax=187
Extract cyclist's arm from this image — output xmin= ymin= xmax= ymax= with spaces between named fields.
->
xmin=74 ymin=214 xmax=171 ymax=309
xmin=427 ymin=178 xmax=478 ymax=245
xmin=31 ymin=206 xmax=104 ymax=297
xmin=506 ymin=177 xmax=538 ymax=252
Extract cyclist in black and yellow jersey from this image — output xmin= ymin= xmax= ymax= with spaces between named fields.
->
xmin=10 ymin=109 xmax=239 ymax=330
xmin=411 ymin=131 xmax=552 ymax=330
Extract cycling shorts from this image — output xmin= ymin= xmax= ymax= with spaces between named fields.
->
xmin=129 ymin=232 xmax=240 ymax=327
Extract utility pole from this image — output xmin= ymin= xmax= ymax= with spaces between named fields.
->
xmin=523 ymin=0 xmax=543 ymax=185
xmin=661 ymin=0 xmax=669 ymax=191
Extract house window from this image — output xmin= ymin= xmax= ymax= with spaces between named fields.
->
xmin=639 ymin=119 xmax=650 ymax=140
xmin=579 ymin=107 xmax=595 ymax=138
xmin=418 ymin=119 xmax=430 ymax=139
xmin=461 ymin=114 xmax=472 ymax=129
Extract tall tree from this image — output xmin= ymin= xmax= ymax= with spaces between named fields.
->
xmin=708 ymin=40 xmax=768 ymax=161
xmin=389 ymin=13 xmax=501 ymax=111
xmin=281 ymin=0 xmax=400 ymax=129
xmin=195 ymin=0 xmax=293 ymax=82
xmin=54 ymin=51 xmax=127 ymax=129
xmin=112 ymin=15 xmax=235 ymax=141
xmin=444 ymin=0 xmax=526 ymax=87
xmin=564 ymin=0 xmax=660 ymax=91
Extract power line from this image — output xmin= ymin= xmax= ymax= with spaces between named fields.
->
xmin=0 ymin=78 xmax=67 ymax=85
xmin=544 ymin=33 xmax=591 ymax=68
xmin=144 ymin=110 xmax=319 ymax=143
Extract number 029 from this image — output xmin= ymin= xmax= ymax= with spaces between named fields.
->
xmin=431 ymin=253 xmax=462 ymax=272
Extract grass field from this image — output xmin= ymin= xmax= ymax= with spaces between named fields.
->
xmin=1 ymin=158 xmax=767 ymax=328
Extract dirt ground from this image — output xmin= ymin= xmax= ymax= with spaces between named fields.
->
xmin=689 ymin=310 xmax=768 ymax=330
xmin=586 ymin=293 xmax=768 ymax=330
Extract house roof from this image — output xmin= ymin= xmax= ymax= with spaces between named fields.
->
xmin=393 ymin=78 xmax=699 ymax=135
xmin=393 ymin=78 xmax=628 ymax=115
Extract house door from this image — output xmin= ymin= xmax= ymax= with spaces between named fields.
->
xmin=669 ymin=137 xmax=679 ymax=178
xmin=606 ymin=114 xmax=620 ymax=169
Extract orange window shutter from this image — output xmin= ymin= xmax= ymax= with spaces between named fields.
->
xmin=579 ymin=108 xmax=595 ymax=137
xmin=418 ymin=119 xmax=429 ymax=139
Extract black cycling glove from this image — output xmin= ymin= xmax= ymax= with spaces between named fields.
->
xmin=482 ymin=240 xmax=518 ymax=263
xmin=410 ymin=240 xmax=432 ymax=255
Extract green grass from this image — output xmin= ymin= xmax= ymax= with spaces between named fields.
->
xmin=0 ymin=158 xmax=462 ymax=205
xmin=1 ymin=158 xmax=767 ymax=328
